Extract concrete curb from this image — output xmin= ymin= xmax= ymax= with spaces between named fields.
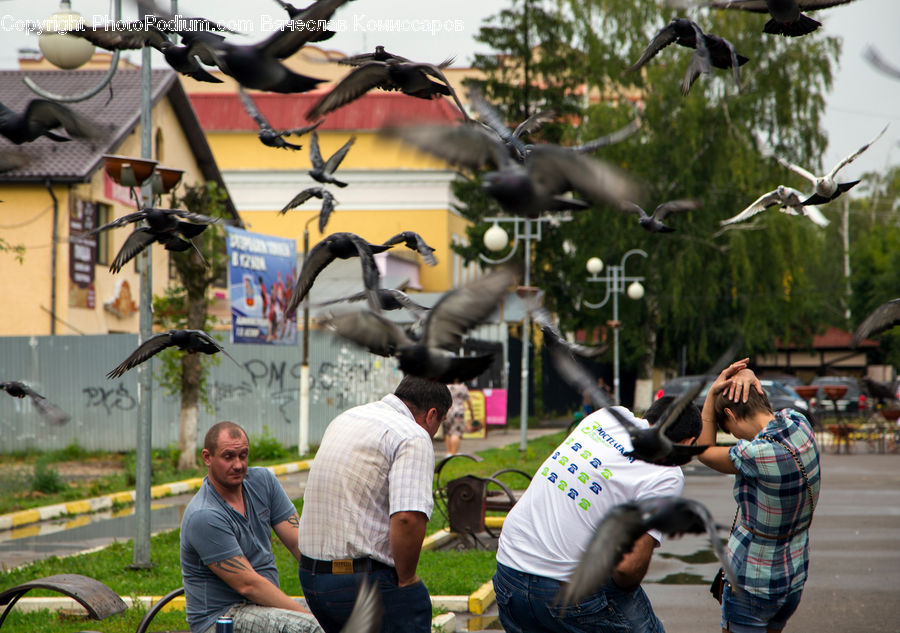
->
xmin=0 ymin=461 xmax=311 ymax=531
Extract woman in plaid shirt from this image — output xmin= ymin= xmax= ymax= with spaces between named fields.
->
xmin=698 ymin=359 xmax=821 ymax=633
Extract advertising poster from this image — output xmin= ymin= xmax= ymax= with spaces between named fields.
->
xmin=225 ymin=226 xmax=297 ymax=345
xmin=482 ymin=388 xmax=508 ymax=427
xmin=68 ymin=199 xmax=96 ymax=309
xmin=463 ymin=390 xmax=487 ymax=439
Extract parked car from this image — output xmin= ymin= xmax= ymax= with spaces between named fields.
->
xmin=655 ymin=375 xmax=814 ymax=423
xmin=808 ymin=376 xmax=868 ymax=418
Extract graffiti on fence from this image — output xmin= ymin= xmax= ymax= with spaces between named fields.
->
xmin=82 ymin=384 xmax=137 ymax=415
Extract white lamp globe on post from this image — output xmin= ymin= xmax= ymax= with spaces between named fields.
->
xmin=39 ymin=1 xmax=95 ymax=69
xmin=484 ymin=223 xmax=510 ymax=252
xmin=586 ymin=256 xmax=603 ymax=276
xmin=627 ymin=280 xmax=645 ymax=300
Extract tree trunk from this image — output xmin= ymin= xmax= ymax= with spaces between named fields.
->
xmin=177 ymin=352 xmax=201 ymax=471
xmin=634 ymin=293 xmax=660 ymax=412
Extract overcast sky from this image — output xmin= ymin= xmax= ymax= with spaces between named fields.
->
xmin=1 ymin=0 xmax=897 ymax=184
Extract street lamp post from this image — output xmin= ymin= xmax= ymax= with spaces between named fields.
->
xmin=481 ymin=216 xmax=570 ymax=451
xmin=298 ymin=213 xmax=320 ymax=458
xmin=582 ymin=249 xmax=647 ymax=406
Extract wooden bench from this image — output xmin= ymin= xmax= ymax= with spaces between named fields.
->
xmin=0 ymin=574 xmax=126 ymax=631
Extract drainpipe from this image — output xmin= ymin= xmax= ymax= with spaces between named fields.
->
xmin=46 ymin=180 xmax=58 ymax=335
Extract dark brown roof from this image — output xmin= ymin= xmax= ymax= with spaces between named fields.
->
xmin=0 ymin=68 xmax=240 ymax=224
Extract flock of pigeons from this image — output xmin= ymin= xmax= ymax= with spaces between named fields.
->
xmin=4 ymin=0 xmax=900 ymax=609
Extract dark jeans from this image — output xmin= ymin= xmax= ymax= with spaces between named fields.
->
xmin=493 ymin=562 xmax=665 ymax=633
xmin=299 ymin=566 xmax=431 ymax=633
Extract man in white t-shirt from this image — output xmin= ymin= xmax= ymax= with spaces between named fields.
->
xmin=494 ymin=397 xmax=701 ymax=633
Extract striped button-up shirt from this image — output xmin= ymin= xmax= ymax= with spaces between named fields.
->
xmin=727 ymin=409 xmax=821 ymax=597
xmin=298 ymin=394 xmax=435 ymax=566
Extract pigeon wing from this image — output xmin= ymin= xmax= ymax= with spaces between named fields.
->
xmin=720 ymin=189 xmax=783 ymax=225
xmin=30 ymin=395 xmax=71 ymax=426
xmin=569 ymin=118 xmax=641 ymax=153
xmin=682 ymin=30 xmax=712 ymax=96
xmin=557 ymin=503 xmax=646 ymax=605
xmin=512 ymin=108 xmax=557 ymax=139
xmin=619 ymin=201 xmax=649 ymax=219
xmin=652 ymin=199 xmax=701 ymax=221
xmin=25 ymin=100 xmax=99 ymax=140
xmin=864 ymin=46 xmax=900 ymax=80
xmin=287 ymin=237 xmax=338 ymax=313
xmin=826 ymin=123 xmax=889 ymax=180
xmin=852 ymin=298 xmax=900 ymax=346
xmin=678 ymin=498 xmax=740 ymax=588
xmin=382 ymin=122 xmax=510 ymax=171
xmin=307 ymin=63 xmax=392 ymax=120
xmin=320 ymin=310 xmax=410 ymax=356
xmin=87 ymin=210 xmax=149 ymax=235
xmin=322 ymin=136 xmax=357 ymax=174
xmin=775 ymin=156 xmax=818 ymax=185
xmin=318 ymin=191 xmax=336 ymax=232
xmin=110 ymin=228 xmax=157 ymax=273
xmin=280 ymin=187 xmax=320 ymax=214
xmin=308 ymin=131 xmax=325 ymax=169
xmin=107 ymin=332 xmax=176 ymax=378
xmin=341 ymin=578 xmax=384 ymax=633
xmin=167 ymin=208 xmax=224 ymax=226
xmin=627 ymin=21 xmax=680 ymax=73
xmin=191 ymin=331 xmax=245 ymax=371
xmin=423 ymin=268 xmax=514 ymax=351
xmin=527 ymin=145 xmax=642 ymax=208
xmin=801 ymin=205 xmax=829 ymax=227
xmin=237 ymin=86 xmax=272 ymax=131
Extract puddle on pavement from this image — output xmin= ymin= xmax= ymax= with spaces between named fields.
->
xmin=656 ymin=572 xmax=708 ymax=585
xmin=659 ymin=549 xmax=719 ymax=564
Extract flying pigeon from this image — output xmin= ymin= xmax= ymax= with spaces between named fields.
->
xmin=1 ymin=381 xmax=70 ymax=426
xmin=270 ymin=0 xmax=341 ymax=42
xmin=0 ymin=99 xmax=100 ymax=145
xmin=308 ymin=132 xmax=356 ymax=187
xmin=383 ymin=123 xmax=641 ymax=218
xmin=382 ymin=231 xmax=438 ymax=266
xmin=706 ymin=0 xmax=859 ymax=37
xmin=338 ymin=45 xmax=412 ymax=66
xmin=341 ymin=577 xmax=384 ymax=633
xmin=627 ymin=18 xmax=747 ymax=94
xmin=315 ymin=287 xmax=430 ymax=316
xmin=720 ymin=186 xmax=829 ymax=227
xmin=864 ymin=46 xmax=900 ymax=81
xmin=280 ymin=186 xmax=337 ymax=232
xmin=530 ymin=303 xmax=608 ymax=360
xmin=852 ymin=298 xmax=900 ymax=347
xmin=319 ymin=268 xmax=516 ymax=382
xmin=286 ymin=232 xmax=390 ymax=314
xmin=776 ymin=123 xmax=889 ymax=205
xmin=88 ymin=208 xmax=223 ymax=273
xmin=620 ymin=199 xmax=700 ymax=233
xmin=557 ymin=496 xmax=738 ymax=605
xmin=107 ymin=330 xmax=243 ymax=379
xmin=307 ymin=58 xmax=470 ymax=122
xmin=238 ymin=87 xmax=323 ymax=150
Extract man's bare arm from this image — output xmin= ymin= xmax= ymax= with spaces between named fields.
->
xmin=208 ymin=554 xmax=308 ymax=612
xmin=273 ymin=512 xmax=303 ymax=563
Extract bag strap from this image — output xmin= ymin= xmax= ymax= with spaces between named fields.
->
xmin=765 ymin=436 xmax=816 ymax=517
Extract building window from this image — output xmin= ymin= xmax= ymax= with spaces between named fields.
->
xmin=94 ymin=203 xmax=112 ymax=266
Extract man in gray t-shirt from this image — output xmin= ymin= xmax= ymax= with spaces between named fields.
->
xmin=180 ymin=421 xmax=321 ymax=633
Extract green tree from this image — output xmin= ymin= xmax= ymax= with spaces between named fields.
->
xmin=455 ymin=0 xmax=844 ymax=398
xmin=152 ymin=181 xmax=231 ymax=470
xmin=0 ymin=237 xmax=25 ymax=263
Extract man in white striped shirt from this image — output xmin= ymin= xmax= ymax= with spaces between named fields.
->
xmin=298 ymin=375 xmax=451 ymax=633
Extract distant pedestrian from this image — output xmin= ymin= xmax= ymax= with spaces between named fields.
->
xmin=443 ymin=379 xmax=478 ymax=455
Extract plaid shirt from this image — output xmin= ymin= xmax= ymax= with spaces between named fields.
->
xmin=727 ymin=409 xmax=820 ymax=597
xmin=298 ymin=394 xmax=434 ymax=567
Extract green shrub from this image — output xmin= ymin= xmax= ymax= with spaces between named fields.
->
xmin=30 ymin=457 xmax=65 ymax=494
xmin=250 ymin=426 xmax=291 ymax=461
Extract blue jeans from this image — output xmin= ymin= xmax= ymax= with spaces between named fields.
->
xmin=493 ymin=562 xmax=665 ymax=633
xmin=722 ymin=583 xmax=803 ymax=633
xmin=299 ymin=567 xmax=431 ymax=633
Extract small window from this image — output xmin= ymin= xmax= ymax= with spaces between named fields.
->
xmin=94 ymin=203 xmax=112 ymax=266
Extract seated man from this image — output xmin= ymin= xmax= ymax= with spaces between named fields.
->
xmin=493 ymin=397 xmax=701 ymax=633
xmin=180 ymin=421 xmax=322 ymax=633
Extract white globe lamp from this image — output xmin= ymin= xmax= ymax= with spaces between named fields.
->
xmin=627 ymin=280 xmax=645 ymax=300
xmin=586 ymin=256 xmax=603 ymax=276
xmin=39 ymin=1 xmax=95 ymax=70
xmin=483 ymin=223 xmax=509 ymax=252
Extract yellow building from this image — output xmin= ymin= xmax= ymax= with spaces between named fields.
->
xmin=0 ymin=67 xmax=239 ymax=336
xmin=182 ymin=45 xmax=480 ymax=292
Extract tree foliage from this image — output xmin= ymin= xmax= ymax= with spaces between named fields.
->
xmin=455 ymin=0 xmax=846 ymax=382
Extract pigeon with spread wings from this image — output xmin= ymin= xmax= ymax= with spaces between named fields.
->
xmin=315 ymin=287 xmax=430 ymax=316
xmin=319 ymin=268 xmax=515 ymax=382
xmin=382 ymin=231 xmax=438 ymax=266
xmin=620 ymin=199 xmax=700 ymax=233
xmin=308 ymin=131 xmax=356 ymax=187
xmin=280 ymin=186 xmax=337 ymax=232
xmin=0 ymin=99 xmax=101 ymax=145
xmin=557 ymin=496 xmax=738 ymax=605
xmin=706 ymin=0 xmax=859 ymax=37
xmin=852 ymin=298 xmax=900 ymax=347
xmin=286 ymin=232 xmax=389 ymax=314
xmin=1 ymin=381 xmax=70 ymax=426
xmin=720 ymin=186 xmax=828 ymax=227
xmin=383 ymin=123 xmax=641 ymax=218
xmin=776 ymin=123 xmax=889 ymax=205
xmin=238 ymin=87 xmax=323 ymax=150
xmin=107 ymin=330 xmax=243 ymax=379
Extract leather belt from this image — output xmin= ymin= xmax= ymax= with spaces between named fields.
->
xmin=300 ymin=554 xmax=392 ymax=575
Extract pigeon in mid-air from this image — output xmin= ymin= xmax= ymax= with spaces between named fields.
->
xmin=557 ymin=496 xmax=738 ymax=605
xmin=306 ymin=58 xmax=470 ymax=122
xmin=852 ymin=298 xmax=900 ymax=347
xmin=864 ymin=46 xmax=900 ymax=81
xmin=308 ymin=131 xmax=356 ymax=187
xmin=88 ymin=208 xmax=224 ymax=273
xmin=530 ymin=303 xmax=608 ymax=360
xmin=1 ymin=381 xmax=70 ymax=426
xmin=238 ymin=86 xmax=323 ymax=150
xmin=627 ymin=18 xmax=747 ymax=95
xmin=383 ymin=123 xmax=641 ymax=218
xmin=338 ymin=45 xmax=412 ymax=66
xmin=315 ymin=287 xmax=430 ymax=316
xmin=0 ymin=99 xmax=100 ymax=145
xmin=382 ymin=231 xmax=438 ymax=266
xmin=341 ymin=577 xmax=384 ymax=633
xmin=776 ymin=123 xmax=889 ymax=205
xmin=720 ymin=186 xmax=829 ymax=227
xmin=619 ymin=199 xmax=700 ymax=233
xmin=280 ymin=186 xmax=337 ymax=232
xmin=286 ymin=232 xmax=391 ymax=314
xmin=706 ymin=0 xmax=858 ymax=37
xmin=107 ymin=330 xmax=243 ymax=379
xmin=319 ymin=268 xmax=516 ymax=382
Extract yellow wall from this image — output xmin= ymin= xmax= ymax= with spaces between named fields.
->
xmin=0 ymin=96 xmax=212 ymax=336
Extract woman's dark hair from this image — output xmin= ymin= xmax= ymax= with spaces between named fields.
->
xmin=713 ymin=387 xmax=772 ymax=431
xmin=644 ymin=396 xmax=701 ymax=442
xmin=395 ymin=376 xmax=452 ymax=420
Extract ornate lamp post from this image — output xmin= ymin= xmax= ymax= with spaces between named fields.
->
xmin=481 ymin=216 xmax=570 ymax=451
xmin=583 ymin=249 xmax=647 ymax=405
